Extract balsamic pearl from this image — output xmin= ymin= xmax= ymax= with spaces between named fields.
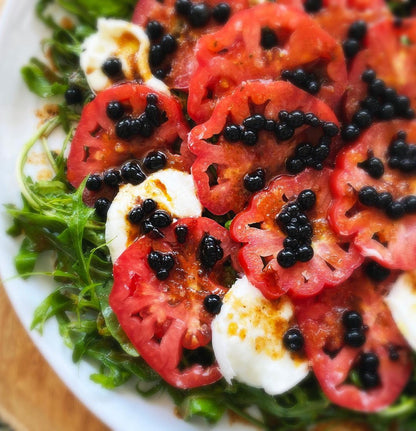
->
xmin=106 ymin=101 xmax=124 ymax=120
xmin=297 ymin=189 xmax=316 ymax=211
xmin=242 ymin=129 xmax=258 ymax=146
xmin=358 ymin=186 xmax=378 ymax=206
xmin=189 ymin=3 xmax=211 ymax=28
xmin=116 ymin=117 xmax=134 ymax=140
xmin=199 ymin=235 xmax=224 ymax=269
xmin=283 ymin=328 xmax=304 ymax=352
xmin=386 ymin=200 xmax=405 ymax=220
xmin=359 ymin=352 xmax=380 ymax=372
xmin=203 ymin=294 xmax=223 ymax=314
xmin=342 ymin=310 xmax=363 ymax=330
xmin=352 ymin=109 xmax=372 ymax=129
xmin=102 ymin=57 xmax=123 ymax=78
xmin=175 ymin=0 xmax=192 ymax=15
xmin=260 ymin=27 xmax=278 ymax=49
xmin=128 ymin=206 xmax=145 ymax=224
xmin=94 ymin=197 xmax=111 ymax=219
xmin=275 ymin=122 xmax=294 ymax=141
xmin=364 ymin=260 xmax=391 ymax=282
xmin=304 ymin=0 xmax=322 ymax=13
xmin=121 ymin=160 xmax=146 ymax=185
xmin=86 ymin=174 xmax=102 ymax=191
xmin=103 ymin=169 xmax=122 ymax=187
xmin=243 ymin=168 xmax=266 ymax=192
xmin=348 ymin=20 xmax=367 ymax=41
xmin=404 ymin=195 xmax=416 ymax=214
xmin=361 ymin=69 xmax=376 ymax=84
xmin=360 ymin=371 xmax=380 ymax=388
xmin=143 ymin=198 xmax=157 ymax=213
xmin=243 ymin=114 xmax=266 ymax=131
xmin=277 ymin=249 xmax=297 ymax=268
xmin=287 ymin=111 xmax=306 ymax=129
xmin=146 ymin=20 xmax=164 ymax=41
xmin=286 ymin=157 xmax=305 ymax=174
xmin=296 ymin=245 xmax=314 ymax=262
xmin=341 ymin=124 xmax=360 ymax=141
xmin=322 ymin=122 xmax=339 ymax=137
xmin=223 ymin=124 xmax=243 ymax=142
xmin=161 ymin=34 xmax=177 ymax=54
xmin=143 ymin=151 xmax=167 ymax=171
xmin=212 ymin=2 xmax=231 ymax=24
xmin=358 ymin=157 xmax=384 ymax=179
xmin=149 ymin=44 xmax=164 ymax=67
xmin=343 ymin=39 xmax=360 ymax=59
xmin=150 ymin=210 xmax=172 ymax=228
xmin=175 ymin=225 xmax=189 ymax=243
xmin=344 ymin=330 xmax=366 ymax=348
xmin=65 ymin=86 xmax=83 ymax=105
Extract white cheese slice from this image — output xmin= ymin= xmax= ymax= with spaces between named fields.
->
xmin=212 ymin=276 xmax=309 ymax=395
xmin=105 ymin=169 xmax=202 ymax=262
xmin=80 ymin=18 xmax=168 ymax=94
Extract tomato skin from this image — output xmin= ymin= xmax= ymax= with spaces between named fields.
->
xmin=67 ymin=83 xmax=192 ymax=205
xmin=303 ymin=0 xmax=390 ymax=42
xmin=294 ymin=269 xmax=412 ymax=412
xmin=329 ymin=120 xmax=416 ymax=270
xmin=230 ymin=168 xmax=363 ymax=299
xmin=188 ymin=3 xmax=347 ymax=123
xmin=345 ymin=18 xmax=416 ymax=120
xmin=109 ymin=217 xmax=239 ymax=389
xmin=188 ymin=80 xmax=340 ymax=216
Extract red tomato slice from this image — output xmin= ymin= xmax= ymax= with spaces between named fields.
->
xmin=329 ymin=120 xmax=416 ymax=270
xmin=109 ymin=217 xmax=239 ymax=389
xmin=230 ymin=168 xmax=363 ymax=299
xmin=66 ymin=83 xmax=191 ymax=205
xmin=188 ymin=80 xmax=340 ymax=215
xmin=294 ymin=269 xmax=412 ymax=412
xmin=187 ymin=3 xmax=347 ymax=123
xmin=303 ymin=0 xmax=390 ymax=42
xmin=132 ymin=0 xmax=254 ymax=89
xmin=345 ymin=18 xmax=416 ymax=120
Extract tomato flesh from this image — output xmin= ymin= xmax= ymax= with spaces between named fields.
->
xmin=187 ymin=3 xmax=347 ymax=123
xmin=294 ymin=268 xmax=412 ymax=412
xmin=330 ymin=120 xmax=416 ymax=270
xmin=230 ymin=168 xmax=363 ymax=299
xmin=109 ymin=217 xmax=239 ymax=388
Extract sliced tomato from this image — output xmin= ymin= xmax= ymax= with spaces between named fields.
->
xmin=132 ymin=0 xmax=254 ymax=89
xmin=329 ymin=120 xmax=416 ymax=270
xmin=294 ymin=268 xmax=412 ymax=412
xmin=230 ymin=168 xmax=363 ymax=299
xmin=109 ymin=217 xmax=239 ymax=388
xmin=187 ymin=3 xmax=347 ymax=123
xmin=188 ymin=80 xmax=340 ymax=215
xmin=345 ymin=17 xmax=416 ymax=120
xmin=303 ymin=0 xmax=390 ymax=42
xmin=66 ymin=83 xmax=191 ymax=205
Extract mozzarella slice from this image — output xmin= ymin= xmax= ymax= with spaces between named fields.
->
xmin=212 ymin=276 xmax=309 ymax=395
xmin=385 ymin=271 xmax=416 ymax=350
xmin=105 ymin=169 xmax=202 ymax=262
xmin=80 ymin=18 xmax=168 ymax=94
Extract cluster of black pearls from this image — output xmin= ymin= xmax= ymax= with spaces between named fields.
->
xmin=342 ymin=310 xmax=366 ymax=348
xmin=147 ymin=250 xmax=175 ymax=280
xmin=281 ymin=68 xmax=321 ymax=95
xmin=203 ymin=294 xmax=223 ymax=314
xmin=175 ymin=0 xmax=231 ymax=28
xmin=342 ymin=20 xmax=367 ymax=60
xmin=303 ymin=0 xmax=322 ymax=13
xmin=342 ymin=69 xmax=415 ymax=141
xmin=357 ymin=352 xmax=381 ymax=389
xmin=129 ymin=198 xmax=173 ymax=239
xmin=115 ymin=93 xmax=167 ymax=140
xmin=358 ymin=185 xmax=416 ymax=220
xmin=283 ymin=327 xmax=304 ymax=352
xmin=199 ymin=234 xmax=224 ymax=270
xmin=388 ymin=131 xmax=416 ymax=173
xmin=276 ymin=189 xmax=316 ymax=268
xmin=146 ymin=20 xmax=178 ymax=79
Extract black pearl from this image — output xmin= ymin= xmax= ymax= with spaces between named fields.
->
xmin=358 ymin=157 xmax=384 ymax=179
xmin=283 ymin=237 xmax=299 ymax=250
xmin=377 ymin=103 xmax=395 ymax=120
xmin=146 ymin=20 xmax=164 ymax=41
xmin=199 ymin=235 xmax=224 ymax=269
xmin=145 ymin=104 xmax=163 ymax=127
xmin=148 ymin=251 xmax=162 ymax=270
xmin=147 ymin=93 xmax=158 ymax=105
xmin=189 ymin=3 xmax=211 ymax=27
xmin=296 ymin=245 xmax=314 ymax=262
xmin=343 ymin=39 xmax=360 ymax=59
xmin=404 ymin=195 xmax=416 ymax=214
xmin=212 ymin=2 xmax=231 ymax=24
xmin=175 ymin=0 xmax=192 ymax=15
xmin=283 ymin=328 xmax=304 ymax=351
xmin=94 ymin=197 xmax=111 ymax=219
xmin=361 ymin=69 xmax=376 ymax=84
xmin=203 ymin=294 xmax=223 ymax=314
xmin=106 ymin=101 xmax=124 ymax=120
xmin=149 ymin=44 xmax=165 ymax=67
xmin=150 ymin=210 xmax=172 ymax=228
xmin=242 ymin=129 xmax=258 ymax=146
xmin=86 ymin=174 xmax=102 ymax=191
xmin=260 ymin=27 xmax=278 ymax=49
xmin=352 ymin=109 xmax=372 ymax=129
xmin=143 ymin=198 xmax=157 ymax=213
xmin=358 ymin=186 xmax=378 ymax=207
xmin=364 ymin=260 xmax=391 ymax=282
xmin=143 ymin=151 xmax=167 ymax=171
xmin=348 ymin=20 xmax=367 ymax=41
xmin=156 ymin=268 xmax=170 ymax=280
xmin=287 ymin=111 xmax=306 ymax=129
xmin=121 ymin=160 xmax=146 ymax=185
xmin=297 ymin=189 xmax=316 ymax=211
xmin=296 ymin=143 xmax=313 ymax=158
xmin=128 ymin=206 xmax=145 ymax=224
xmin=369 ymin=79 xmax=386 ymax=97
xmin=116 ymin=116 xmax=134 ymax=140
xmin=277 ymin=249 xmax=297 ymax=268
xmin=286 ymin=157 xmax=305 ymax=174
xmin=322 ymin=122 xmax=339 ymax=137
xmin=102 ymin=57 xmax=123 ymax=78
xmin=223 ymin=124 xmax=243 ymax=142
xmin=376 ymin=191 xmax=393 ymax=210
xmin=304 ymin=112 xmax=321 ymax=127
xmin=275 ymin=122 xmax=294 ymax=141
xmin=243 ymin=114 xmax=265 ymax=131
xmin=103 ymin=169 xmax=122 ymax=187
xmin=341 ymin=124 xmax=360 ymax=141
xmin=161 ymin=34 xmax=177 ymax=54
xmin=304 ymin=0 xmax=322 ymax=13
xmin=65 ymin=86 xmax=83 ymax=105
xmin=175 ymin=225 xmax=188 ymax=243
xmin=359 ymin=352 xmax=380 ymax=372
xmin=342 ymin=310 xmax=363 ymax=330
xmin=344 ymin=329 xmax=366 ymax=348
xmin=386 ymin=200 xmax=405 ymax=220
xmin=359 ymin=370 xmax=380 ymax=388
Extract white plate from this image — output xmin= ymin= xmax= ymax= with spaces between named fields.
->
xmin=0 ymin=1 xmax=255 ymax=430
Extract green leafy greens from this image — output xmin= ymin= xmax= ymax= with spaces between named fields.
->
xmin=7 ymin=0 xmax=416 ymax=429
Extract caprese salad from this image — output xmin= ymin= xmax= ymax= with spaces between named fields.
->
xmin=8 ymin=0 xmax=416 ymax=429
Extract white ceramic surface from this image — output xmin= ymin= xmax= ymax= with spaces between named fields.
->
xmin=0 ymin=1 xmax=254 ymax=430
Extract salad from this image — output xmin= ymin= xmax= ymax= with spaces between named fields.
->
xmin=6 ymin=0 xmax=416 ymax=429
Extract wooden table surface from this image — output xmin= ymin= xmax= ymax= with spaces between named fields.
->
xmin=0 ymin=1 xmax=109 ymax=430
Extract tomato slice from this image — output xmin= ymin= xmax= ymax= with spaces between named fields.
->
xmin=345 ymin=17 xmax=416 ymax=120
xmin=66 ymin=83 xmax=191 ymax=205
xmin=188 ymin=80 xmax=340 ymax=215
xmin=109 ymin=217 xmax=239 ymax=389
xmin=294 ymin=268 xmax=412 ymax=412
xmin=187 ymin=3 xmax=347 ymax=123
xmin=230 ymin=168 xmax=363 ymax=299
xmin=329 ymin=120 xmax=416 ymax=270
xmin=303 ymin=0 xmax=390 ymax=42
xmin=132 ymin=0 xmax=254 ymax=90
